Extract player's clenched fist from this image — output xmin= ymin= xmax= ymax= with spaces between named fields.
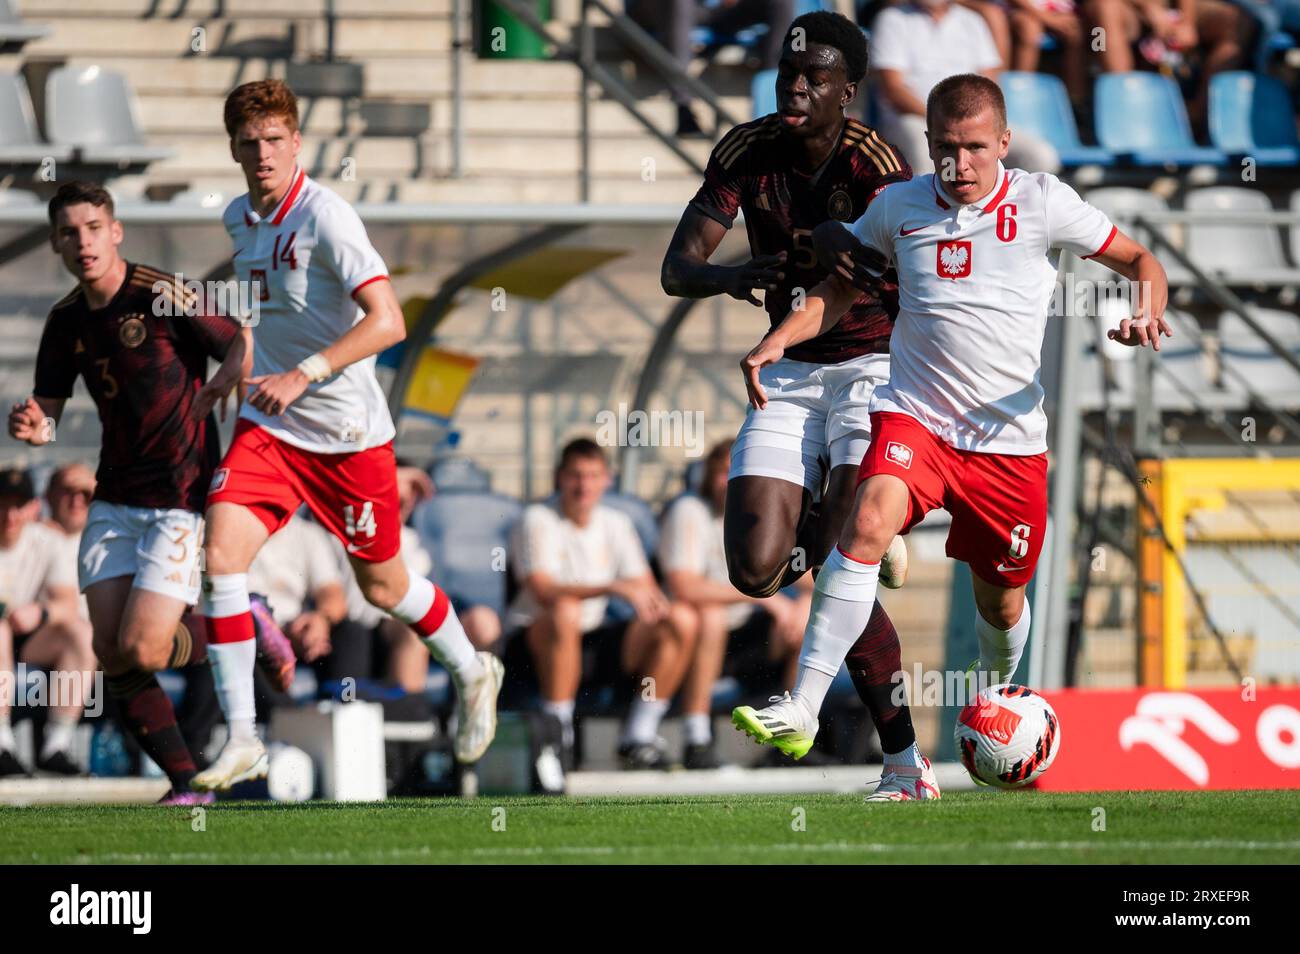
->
xmin=812 ymin=220 xmax=887 ymax=291
xmin=245 ymin=369 xmax=311 ymax=416
xmin=8 ymin=397 xmax=50 ymax=445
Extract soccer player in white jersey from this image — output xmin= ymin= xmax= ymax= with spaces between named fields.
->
xmin=193 ymin=81 xmax=503 ymax=790
xmin=739 ymin=74 xmax=1170 ymax=800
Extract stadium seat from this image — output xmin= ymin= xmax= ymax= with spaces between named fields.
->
xmin=999 ymin=72 xmax=1115 ymax=167
xmin=45 ymin=66 xmax=173 ymax=166
xmin=752 ymin=68 xmax=777 ymax=119
xmin=1208 ymin=72 xmax=1300 ymax=167
xmin=1078 ymin=187 xmax=1193 ymax=286
xmin=168 ymin=189 xmax=226 ymax=208
xmin=0 ymin=73 xmax=72 ymax=164
xmin=1076 ymin=301 xmax=1218 ymax=410
xmin=1184 ymin=187 xmax=1300 ymax=287
xmin=695 ymin=0 xmax=829 ymax=58
xmin=1093 ymin=72 xmax=1226 ymax=166
xmin=430 ymin=455 xmax=493 ymax=493
xmin=0 ymin=0 xmax=49 ymax=47
xmin=1218 ymin=307 xmax=1300 ymax=402
xmin=1291 ymin=191 xmax=1300 ymax=268
xmin=410 ymin=491 xmax=523 ymax=619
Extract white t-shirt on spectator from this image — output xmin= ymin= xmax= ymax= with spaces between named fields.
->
xmin=851 ymin=164 xmax=1116 ymax=453
xmin=869 ymin=3 xmax=1002 ymax=128
xmin=50 ymin=527 xmax=89 ymax=620
xmin=508 ymin=501 xmax=649 ymax=633
xmin=658 ymin=494 xmax=753 ymax=631
xmin=247 ymin=514 xmax=343 ymax=626
xmin=0 ymin=522 xmax=77 ymax=609
xmin=336 ymin=525 xmax=432 ymax=629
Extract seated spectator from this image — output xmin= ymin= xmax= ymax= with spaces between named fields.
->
xmin=0 ymin=466 xmax=95 ymax=776
xmin=870 ymin=0 xmax=1062 ymax=173
xmin=658 ymin=442 xmax=811 ymax=769
xmin=505 ymin=438 xmax=697 ymax=769
xmin=246 ymin=512 xmax=351 ymax=687
xmin=626 ymin=0 xmax=797 ymax=136
xmin=1085 ymin=0 xmax=1256 ymax=125
xmin=42 ymin=462 xmax=95 ymax=622
xmin=959 ymin=0 xmax=1015 ymax=65
xmin=1008 ymin=0 xmax=1088 ymax=103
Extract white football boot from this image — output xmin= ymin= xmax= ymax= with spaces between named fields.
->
xmin=878 ymin=534 xmax=909 ymax=589
xmin=192 ymin=735 xmax=268 ymax=792
xmin=454 ymin=652 xmax=505 ymax=764
xmin=732 ymin=691 xmax=819 ymax=760
xmin=865 ymin=755 xmax=942 ymax=802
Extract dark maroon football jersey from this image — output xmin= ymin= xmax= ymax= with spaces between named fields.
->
xmin=689 ymin=114 xmax=911 ymax=364
xmin=34 ymin=262 xmax=241 ymax=512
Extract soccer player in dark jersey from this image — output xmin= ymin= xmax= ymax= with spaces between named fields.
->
xmin=7 ymin=181 xmax=293 ymax=804
xmin=662 ymin=11 xmax=921 ymax=769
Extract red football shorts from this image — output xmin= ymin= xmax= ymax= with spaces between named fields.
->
xmin=859 ymin=411 xmax=1048 ymax=587
xmin=207 ymin=419 xmax=401 ymax=563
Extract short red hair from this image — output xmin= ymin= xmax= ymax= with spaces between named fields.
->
xmin=224 ymin=79 xmax=300 ymax=139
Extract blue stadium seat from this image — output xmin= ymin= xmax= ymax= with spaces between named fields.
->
xmin=1000 ymin=72 xmax=1115 ymax=166
xmin=752 ymin=68 xmax=777 ymax=119
xmin=1208 ymin=71 xmax=1300 ymax=167
xmin=695 ymin=0 xmax=829 ymax=58
xmin=410 ymin=491 xmax=523 ymax=618
xmin=1094 ymin=72 xmax=1226 ymax=166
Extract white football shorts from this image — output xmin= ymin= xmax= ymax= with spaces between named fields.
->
xmin=729 ymin=351 xmax=890 ymax=493
xmin=77 ymin=502 xmax=204 ymax=605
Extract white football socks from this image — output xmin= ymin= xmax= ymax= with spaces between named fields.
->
xmin=791 ymin=546 xmax=880 ymax=722
xmin=203 ymin=573 xmax=258 ymax=742
xmin=883 ymin=740 xmax=925 ymax=769
xmin=391 ymin=576 xmax=484 ymax=687
xmin=40 ymin=713 xmax=78 ymax=760
xmin=684 ymin=712 xmax=712 ymax=747
xmin=975 ymin=601 xmax=1031 ymax=685
xmin=622 ymin=698 xmax=669 ymax=746
xmin=541 ymin=699 xmax=575 ymax=749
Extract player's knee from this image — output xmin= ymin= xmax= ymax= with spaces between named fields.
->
xmin=119 ymin=623 xmax=172 ymax=672
xmin=843 ymin=505 xmax=893 ymax=560
xmin=359 ymin=577 xmax=402 ymax=612
xmin=727 ymin=553 xmax=786 ymax=598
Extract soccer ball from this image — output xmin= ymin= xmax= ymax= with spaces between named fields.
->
xmin=954 ymin=684 xmax=1060 ymax=789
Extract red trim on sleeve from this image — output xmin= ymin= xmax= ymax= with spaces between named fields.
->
xmin=269 ymin=167 xmax=306 ymax=226
xmin=350 ymin=275 xmax=389 ymax=299
xmin=1082 ymin=225 xmax=1118 ymax=260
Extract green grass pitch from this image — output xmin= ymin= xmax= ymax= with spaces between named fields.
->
xmin=3 ymin=790 xmax=1296 ymax=864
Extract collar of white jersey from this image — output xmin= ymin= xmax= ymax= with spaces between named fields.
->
xmin=931 ymin=162 xmax=1009 ymax=214
xmin=243 ymin=166 xmax=307 ymax=227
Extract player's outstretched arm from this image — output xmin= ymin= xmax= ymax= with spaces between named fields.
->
xmin=7 ymin=395 xmax=63 ymax=446
xmin=246 ymin=278 xmax=405 ymax=416
xmin=1091 ymin=230 xmax=1173 ymax=351
xmin=739 ymin=274 xmax=861 ymax=409
xmin=195 ymin=327 xmax=252 ymax=422
xmin=662 ymin=207 xmax=786 ymax=305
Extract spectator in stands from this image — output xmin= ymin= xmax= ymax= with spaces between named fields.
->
xmin=626 ymin=0 xmax=797 ymax=136
xmin=1085 ymin=0 xmax=1256 ymax=125
xmin=959 ymin=0 xmax=1016 ymax=65
xmin=1008 ymin=0 xmax=1089 ymax=104
xmin=658 ymin=442 xmax=810 ymax=769
xmin=869 ymin=0 xmax=1062 ymax=173
xmin=506 ymin=438 xmax=697 ymax=769
xmin=0 ymin=466 xmax=95 ymax=776
xmin=42 ymin=462 xmax=95 ymax=621
xmin=246 ymin=512 xmax=351 ymax=684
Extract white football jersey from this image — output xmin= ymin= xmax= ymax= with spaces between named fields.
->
xmin=852 ymin=163 xmax=1116 ymax=454
xmin=224 ymin=167 xmax=394 ymax=452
